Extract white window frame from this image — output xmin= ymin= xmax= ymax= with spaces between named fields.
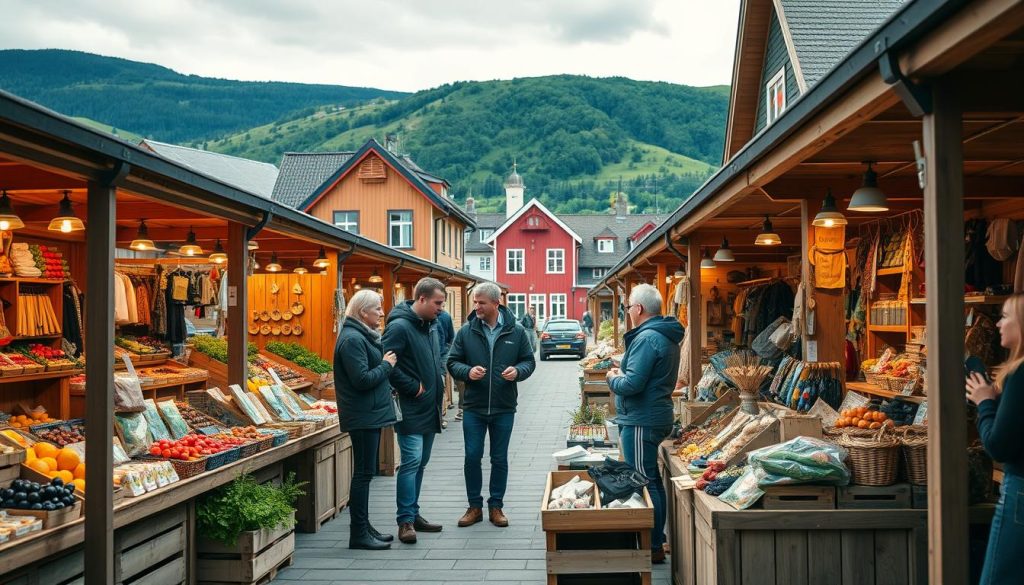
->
xmin=597 ymin=239 xmax=615 ymax=253
xmin=506 ymin=248 xmax=525 ymax=274
xmin=388 ymin=210 xmax=413 ymax=248
xmin=550 ymin=294 xmax=567 ymax=320
xmin=507 ymin=294 xmax=527 ymax=318
xmin=479 ymin=229 xmax=493 ymax=243
xmin=333 ymin=210 xmax=360 ymax=234
xmin=529 ymin=294 xmax=546 ymax=323
xmin=765 ymin=67 xmax=786 ymax=126
xmin=546 ymin=248 xmax=565 ymax=274
xmin=592 ymin=268 xmax=606 ymax=279
xmin=479 ymin=256 xmax=492 ymax=271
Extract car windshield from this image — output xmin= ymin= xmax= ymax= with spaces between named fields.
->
xmin=546 ymin=322 xmax=581 ymax=332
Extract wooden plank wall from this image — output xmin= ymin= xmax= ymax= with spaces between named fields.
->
xmin=247 ymin=273 xmax=335 ymax=361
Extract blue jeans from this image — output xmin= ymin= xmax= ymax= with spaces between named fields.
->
xmin=463 ymin=410 xmax=515 ymax=509
xmin=396 ymin=432 xmax=435 ymax=525
xmin=619 ymin=424 xmax=673 ymax=551
xmin=981 ymin=472 xmax=1024 ymax=584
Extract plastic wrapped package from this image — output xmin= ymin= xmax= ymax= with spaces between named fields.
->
xmin=156 ymin=400 xmax=191 ymax=439
xmin=114 ymin=412 xmax=151 ymax=457
xmin=747 ymin=436 xmax=850 ymax=486
xmin=113 ymin=373 xmax=146 ymax=413
xmin=141 ymin=399 xmax=172 ymax=441
xmin=718 ymin=468 xmax=764 ymax=509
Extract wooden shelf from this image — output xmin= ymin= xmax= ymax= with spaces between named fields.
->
xmin=876 ymin=267 xmax=905 ymax=276
xmin=910 ymin=295 xmax=1009 ymax=306
xmin=847 ymin=381 xmax=926 ymax=404
xmin=11 ymin=334 xmax=61 ymax=341
xmin=0 ymin=368 xmax=81 ymax=385
xmin=867 ymin=324 xmax=907 ymax=333
xmin=0 ymin=278 xmax=65 ymax=285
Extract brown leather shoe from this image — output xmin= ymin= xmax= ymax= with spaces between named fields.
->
xmin=651 ymin=548 xmax=666 ymax=564
xmin=398 ymin=522 xmax=417 ymax=544
xmin=458 ymin=507 xmax=483 ymax=527
xmin=413 ymin=515 xmax=443 ymax=532
xmin=488 ymin=507 xmax=509 ymax=527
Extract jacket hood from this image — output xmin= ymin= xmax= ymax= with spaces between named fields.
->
xmin=387 ymin=300 xmax=433 ymax=330
xmin=343 ymin=316 xmax=382 ymax=342
xmin=466 ymin=304 xmax=518 ymax=332
xmin=625 ymin=316 xmax=684 ymax=347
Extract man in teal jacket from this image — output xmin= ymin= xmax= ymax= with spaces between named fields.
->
xmin=607 ymin=283 xmax=683 ymax=564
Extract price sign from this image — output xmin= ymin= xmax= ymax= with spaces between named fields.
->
xmin=913 ymin=401 xmax=928 ymax=425
xmin=901 ymin=379 xmax=918 ymax=396
xmin=839 ymin=389 xmax=870 ymax=413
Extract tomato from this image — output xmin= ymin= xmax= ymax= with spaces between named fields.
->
xmin=161 ymin=449 xmax=171 ymax=458
xmin=149 ymin=446 xmax=161 ymax=456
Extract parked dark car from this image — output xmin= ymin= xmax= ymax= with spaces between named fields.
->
xmin=539 ymin=319 xmax=587 ymax=361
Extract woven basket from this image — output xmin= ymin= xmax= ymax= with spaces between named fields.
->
xmin=253 ymin=434 xmax=275 ymax=453
xmin=141 ymin=455 xmax=207 ymax=480
xmin=204 ymin=447 xmax=239 ymax=472
xmin=237 ymin=439 xmax=260 ymax=459
xmin=863 ymin=371 xmax=881 ymax=386
xmin=880 ymin=375 xmax=917 ymax=394
xmin=837 ymin=428 xmax=900 ymax=486
xmin=263 ymin=423 xmax=300 ymax=440
xmin=899 ymin=425 xmax=928 ymax=486
xmin=262 ymin=429 xmax=288 ymax=447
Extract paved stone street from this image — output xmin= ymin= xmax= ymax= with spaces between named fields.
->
xmin=271 ymin=358 xmax=672 ymax=585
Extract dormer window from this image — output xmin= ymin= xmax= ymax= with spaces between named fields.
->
xmin=528 ymin=216 xmax=540 ymax=227
xmin=597 ymin=239 xmax=615 ymax=253
xmin=479 ymin=229 xmax=493 ymax=243
xmin=766 ymin=67 xmax=786 ymax=126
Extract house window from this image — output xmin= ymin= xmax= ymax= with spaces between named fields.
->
xmin=479 ymin=229 xmax=493 ymax=243
xmin=507 ymin=294 xmax=526 ymax=318
xmin=333 ymin=211 xmax=359 ymax=234
xmin=597 ymin=239 xmax=615 ymax=253
xmin=479 ymin=256 xmax=492 ymax=271
xmin=527 ymin=216 xmax=540 ymax=227
xmin=550 ymin=294 xmax=567 ymax=319
xmin=388 ymin=210 xmax=413 ymax=248
xmin=766 ymin=67 xmax=786 ymax=126
xmin=506 ymin=249 xmax=525 ymax=274
xmin=592 ymin=268 xmax=606 ymax=279
xmin=529 ymin=294 xmax=546 ymax=323
xmin=546 ymin=249 xmax=565 ymax=274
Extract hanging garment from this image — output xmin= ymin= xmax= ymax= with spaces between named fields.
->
xmin=986 ymin=218 xmax=1019 ymax=261
xmin=114 ymin=272 xmax=130 ymax=324
xmin=165 ymin=283 xmax=187 ymax=346
xmin=1016 ymin=233 xmax=1024 ymax=293
xmin=122 ymin=273 xmax=139 ymax=324
xmin=965 ymin=219 xmax=1002 ymax=290
xmin=810 ymin=226 xmax=847 ymax=290
xmin=677 ymin=325 xmax=692 ymax=392
xmin=793 ymin=282 xmax=806 ymax=338
xmin=62 ymin=283 xmax=83 ymax=356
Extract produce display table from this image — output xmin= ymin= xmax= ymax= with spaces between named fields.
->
xmin=0 ymin=425 xmax=347 ymax=580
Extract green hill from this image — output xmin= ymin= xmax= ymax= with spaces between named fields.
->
xmin=0 ymin=49 xmax=407 ymax=143
xmin=207 ymin=76 xmax=728 ymax=214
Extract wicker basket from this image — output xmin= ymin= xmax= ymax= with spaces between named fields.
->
xmin=204 ymin=447 xmax=241 ymax=472
xmin=899 ymin=425 xmax=928 ymax=486
xmin=237 ymin=439 xmax=261 ymax=459
xmin=837 ymin=428 xmax=900 ymax=486
xmin=863 ymin=371 xmax=881 ymax=387
xmin=141 ymin=455 xmax=208 ymax=479
xmin=258 ymin=429 xmax=289 ymax=447
xmin=262 ymin=423 xmax=299 ymax=440
xmin=880 ymin=375 xmax=918 ymax=394
xmin=253 ymin=434 xmax=275 ymax=452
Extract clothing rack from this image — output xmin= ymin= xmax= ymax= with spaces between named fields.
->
xmin=736 ymin=276 xmax=799 ymax=288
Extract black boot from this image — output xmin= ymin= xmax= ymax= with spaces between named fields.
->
xmin=349 ymin=527 xmax=391 ymax=550
xmin=369 ymin=524 xmax=394 ymax=543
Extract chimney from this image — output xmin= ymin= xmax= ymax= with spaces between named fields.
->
xmin=615 ymin=191 xmax=628 ymax=219
xmin=465 ymin=196 xmax=477 ymax=219
xmin=384 ymin=133 xmax=399 ymax=154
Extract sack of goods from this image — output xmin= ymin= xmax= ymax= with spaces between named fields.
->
xmin=548 ymin=475 xmax=595 ymax=510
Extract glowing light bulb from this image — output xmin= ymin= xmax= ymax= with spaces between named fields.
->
xmin=823 ymin=218 xmax=834 ymax=228
xmin=0 ymin=221 xmax=9 ymax=231
xmin=60 ymin=219 xmax=73 ymax=233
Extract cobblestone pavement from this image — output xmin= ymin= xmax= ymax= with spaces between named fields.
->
xmin=272 ymin=358 xmax=672 ymax=585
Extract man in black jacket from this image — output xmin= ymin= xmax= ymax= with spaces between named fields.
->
xmin=447 ymin=282 xmax=536 ymax=528
xmin=382 ymin=277 xmax=447 ymax=544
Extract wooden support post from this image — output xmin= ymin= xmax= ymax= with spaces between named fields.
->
xmin=611 ymin=287 xmax=620 ymax=349
xmin=923 ymin=78 xmax=968 ymax=585
xmin=687 ymin=239 xmax=702 ymax=386
xmin=85 ymin=180 xmax=116 ymax=585
xmin=800 ymin=199 xmax=846 ymax=372
xmin=227 ymin=222 xmax=248 ymax=387
xmin=656 ymin=263 xmax=668 ymax=313
xmin=381 ymin=265 xmax=395 ymax=314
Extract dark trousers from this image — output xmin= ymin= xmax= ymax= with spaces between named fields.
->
xmin=463 ymin=410 xmax=515 ymax=509
xmin=981 ymin=472 xmax=1024 ymax=583
xmin=619 ymin=424 xmax=673 ymax=550
xmin=348 ymin=428 xmax=381 ymax=534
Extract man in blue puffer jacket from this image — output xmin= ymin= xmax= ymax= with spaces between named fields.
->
xmin=607 ymin=283 xmax=683 ymax=564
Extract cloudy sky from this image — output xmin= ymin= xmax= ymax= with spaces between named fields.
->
xmin=1 ymin=0 xmax=741 ymax=92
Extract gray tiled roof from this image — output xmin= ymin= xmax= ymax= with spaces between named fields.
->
xmin=272 ymin=151 xmax=355 ymax=207
xmin=561 ymin=214 xmax=663 ymax=269
xmin=782 ymin=0 xmax=905 ymax=88
xmin=141 ymin=140 xmax=279 ymax=199
xmin=464 ymin=213 xmax=505 ymax=253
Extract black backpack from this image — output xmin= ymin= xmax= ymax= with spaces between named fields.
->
xmin=587 ymin=457 xmax=649 ymax=501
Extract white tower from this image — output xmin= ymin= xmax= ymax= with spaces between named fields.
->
xmin=504 ymin=161 xmax=525 ymax=218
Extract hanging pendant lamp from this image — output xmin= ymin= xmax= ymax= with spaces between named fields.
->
xmin=700 ymin=248 xmax=716 ymax=269
xmin=368 ymin=268 xmax=383 ymax=283
xmin=47 ymin=190 xmax=85 ymax=233
xmin=179 ymin=227 xmax=203 ymax=256
xmin=713 ymin=237 xmax=735 ymax=262
xmin=248 ymin=240 xmax=259 ymax=251
xmin=266 ymin=252 xmax=282 ymax=272
xmin=812 ymin=189 xmax=848 ymax=228
xmin=251 ymin=254 xmax=260 ymax=270
xmin=755 ymin=216 xmax=782 ymax=246
xmin=848 ymin=161 xmax=888 ymax=212
xmin=0 ymin=190 xmax=25 ymax=231
xmin=208 ymin=239 xmax=228 ymax=264
xmin=313 ymin=246 xmax=330 ymax=269
xmin=130 ymin=219 xmax=155 ymax=251
xmin=293 ymin=258 xmax=308 ymax=275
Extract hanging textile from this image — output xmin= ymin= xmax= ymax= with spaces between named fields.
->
xmin=677 ymin=325 xmax=692 ymax=393
xmin=114 ymin=272 xmax=129 ymax=324
xmin=986 ymin=218 xmax=1018 ymax=261
xmin=793 ymin=282 xmax=806 ymax=338
xmin=62 ymin=282 xmax=84 ymax=357
xmin=965 ymin=219 xmax=1002 ymax=290
xmin=809 ymin=226 xmax=847 ymax=290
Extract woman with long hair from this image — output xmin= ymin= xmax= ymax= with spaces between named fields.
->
xmin=335 ymin=290 xmax=398 ymax=550
xmin=967 ymin=293 xmax=1024 ymax=583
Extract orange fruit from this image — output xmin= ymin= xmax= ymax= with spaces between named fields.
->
xmin=40 ymin=457 xmax=58 ymax=472
xmin=56 ymin=449 xmax=80 ymax=472
xmin=73 ymin=463 xmax=86 ymax=480
xmin=857 ymin=420 xmax=869 ymax=429
xmin=869 ymin=422 xmax=882 ymax=429
xmin=71 ymin=479 xmax=85 ymax=492
xmin=34 ymin=442 xmax=59 ymax=459
xmin=54 ymin=470 xmax=74 ymax=484
xmin=28 ymin=458 xmax=50 ymax=474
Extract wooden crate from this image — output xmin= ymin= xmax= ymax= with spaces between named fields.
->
xmin=582 ymin=382 xmax=616 ymax=416
xmin=683 ymin=391 xmax=739 ymax=430
xmin=911 ymin=485 xmax=927 ymax=509
xmin=197 ymin=516 xmax=295 ymax=585
xmin=761 ymin=485 xmax=836 ymax=510
xmin=837 ymin=483 xmax=912 ymax=510
xmin=678 ymin=400 xmax=713 ymax=427
xmin=115 ymin=504 xmax=188 ymax=584
xmin=289 ymin=437 xmax=338 ymax=533
xmin=661 ymin=441 xmax=695 ymax=585
xmin=720 ymin=418 xmax=780 ymax=467
xmin=336 ymin=432 xmax=353 ymax=511
xmin=760 ymin=402 xmax=824 ymax=441
xmin=251 ymin=461 xmax=284 ymax=487
xmin=542 ymin=471 xmax=654 ymax=585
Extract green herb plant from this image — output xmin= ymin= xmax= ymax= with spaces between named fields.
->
xmin=196 ymin=472 xmax=306 ymax=546
xmin=191 ymin=335 xmax=258 ymax=364
xmin=568 ymin=402 xmax=608 ymax=426
xmin=265 ymin=341 xmax=332 ymax=374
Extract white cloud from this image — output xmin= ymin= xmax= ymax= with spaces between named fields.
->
xmin=0 ymin=0 xmax=740 ymax=91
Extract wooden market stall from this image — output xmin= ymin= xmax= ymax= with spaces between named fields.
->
xmin=591 ymin=1 xmax=1024 ymax=583
xmin=0 ymin=88 xmax=480 ymax=583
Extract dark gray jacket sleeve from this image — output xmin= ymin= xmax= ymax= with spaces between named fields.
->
xmin=338 ymin=337 xmax=393 ymax=392
xmin=383 ymin=323 xmax=420 ymax=397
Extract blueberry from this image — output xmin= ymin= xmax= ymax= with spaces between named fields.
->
xmin=1 ymin=499 xmax=13 ymax=508
xmin=51 ymin=477 xmax=63 ymax=487
xmin=28 ymin=482 xmax=39 ymax=492
xmin=26 ymin=492 xmax=40 ymax=503
xmin=29 ymin=503 xmax=42 ymax=510
xmin=13 ymin=492 xmax=26 ymax=501
xmin=42 ymin=502 xmax=55 ymax=511
xmin=1 ymin=488 xmax=13 ymax=499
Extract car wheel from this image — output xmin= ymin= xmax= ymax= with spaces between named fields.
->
xmin=540 ymin=353 xmax=548 ymax=361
